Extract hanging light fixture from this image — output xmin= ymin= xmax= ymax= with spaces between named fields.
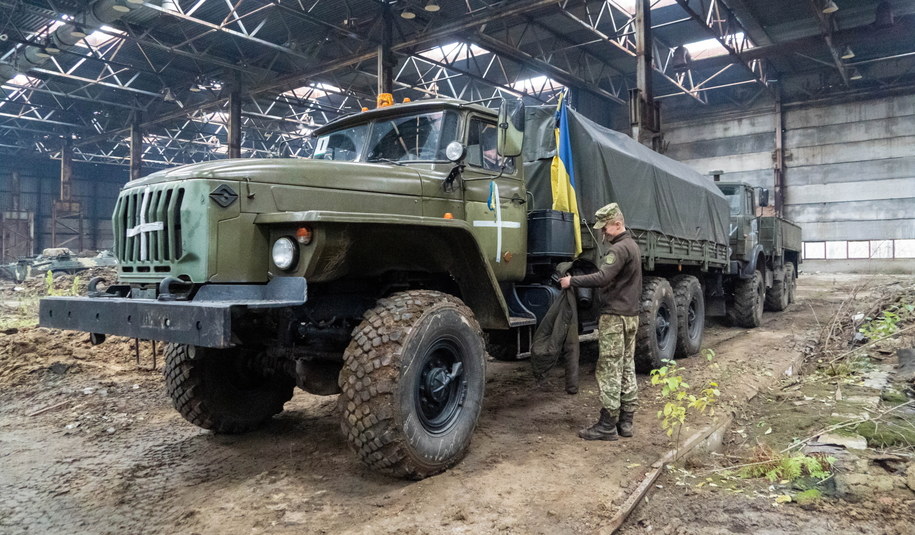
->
xmin=822 ymin=0 xmax=839 ymax=14
xmin=841 ymin=45 xmax=855 ymax=59
xmin=401 ymin=8 xmax=416 ymax=19
xmin=848 ymin=67 xmax=863 ymax=80
xmin=424 ymin=1 xmax=440 ymax=11
xmin=671 ymin=46 xmax=691 ymax=72
xmin=874 ymin=1 xmax=895 ymax=27
xmin=68 ymin=24 xmax=87 ymax=38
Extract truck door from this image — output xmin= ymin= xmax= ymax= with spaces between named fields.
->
xmin=462 ymin=116 xmax=527 ymax=282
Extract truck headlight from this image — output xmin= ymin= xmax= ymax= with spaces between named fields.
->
xmin=272 ymin=237 xmax=298 ymax=270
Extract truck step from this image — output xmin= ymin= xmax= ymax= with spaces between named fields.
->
xmin=508 ymin=316 xmax=536 ymax=327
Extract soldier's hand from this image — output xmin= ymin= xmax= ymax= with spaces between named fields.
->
xmin=559 ymin=275 xmax=572 ymax=289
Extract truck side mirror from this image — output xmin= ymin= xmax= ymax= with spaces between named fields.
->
xmin=758 ymin=188 xmax=769 ymax=207
xmin=497 ymin=98 xmax=525 ymax=157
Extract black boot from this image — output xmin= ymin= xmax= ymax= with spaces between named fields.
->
xmin=618 ymin=410 xmax=635 ymax=437
xmin=578 ymin=408 xmax=619 ymax=441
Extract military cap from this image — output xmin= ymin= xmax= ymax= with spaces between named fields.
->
xmin=593 ymin=202 xmax=623 ymax=229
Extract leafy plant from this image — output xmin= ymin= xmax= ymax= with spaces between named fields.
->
xmin=650 ymin=349 xmax=720 ymax=442
xmin=858 ymin=304 xmax=913 ymax=340
xmin=738 ymin=444 xmax=834 ymax=483
xmin=43 ymin=271 xmax=81 ymax=297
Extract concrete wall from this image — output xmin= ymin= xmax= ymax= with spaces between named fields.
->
xmin=662 ymin=91 xmax=915 ymax=271
xmin=0 ymin=157 xmax=128 ymax=258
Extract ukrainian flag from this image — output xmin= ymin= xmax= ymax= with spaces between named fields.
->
xmin=550 ymin=92 xmax=582 ymax=256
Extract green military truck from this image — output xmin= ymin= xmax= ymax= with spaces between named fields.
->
xmin=715 ymin=182 xmax=802 ymax=326
xmin=40 ymin=98 xmax=797 ymax=479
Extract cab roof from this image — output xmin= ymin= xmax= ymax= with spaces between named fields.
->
xmin=312 ymin=98 xmax=497 ymax=137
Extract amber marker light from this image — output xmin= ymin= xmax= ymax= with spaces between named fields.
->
xmin=443 ymin=213 xmax=454 ymax=219
xmin=296 ymin=226 xmax=313 ymax=245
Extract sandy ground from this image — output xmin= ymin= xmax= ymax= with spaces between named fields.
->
xmin=0 ymin=273 xmax=910 ymax=534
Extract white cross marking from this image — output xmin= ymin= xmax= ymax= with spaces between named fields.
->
xmin=472 ymin=182 xmax=521 ymax=263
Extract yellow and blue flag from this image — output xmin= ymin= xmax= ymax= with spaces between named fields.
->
xmin=550 ymin=91 xmax=582 ymax=256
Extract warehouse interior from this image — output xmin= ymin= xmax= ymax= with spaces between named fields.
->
xmin=1 ymin=0 xmax=913 ymax=271
xmin=2 ymin=2 xmax=915 ymax=533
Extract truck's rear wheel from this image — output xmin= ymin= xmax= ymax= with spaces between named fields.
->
xmin=765 ymin=266 xmax=791 ymax=312
xmin=728 ymin=270 xmax=765 ymax=328
xmin=636 ymin=277 xmax=678 ymax=373
xmin=163 ymin=344 xmax=295 ymax=433
xmin=671 ymin=275 xmax=704 ymax=358
xmin=339 ymin=290 xmax=486 ymax=479
xmin=785 ymin=262 xmax=797 ymax=304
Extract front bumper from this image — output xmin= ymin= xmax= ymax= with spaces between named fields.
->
xmin=39 ymin=278 xmax=307 ymax=348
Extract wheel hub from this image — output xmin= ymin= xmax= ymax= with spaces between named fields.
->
xmin=656 ymin=308 xmax=671 ymax=345
xmin=416 ymin=342 xmax=465 ymax=433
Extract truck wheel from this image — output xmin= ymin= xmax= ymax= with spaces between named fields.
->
xmin=636 ymin=277 xmax=678 ymax=373
xmin=339 ymin=290 xmax=486 ymax=479
xmin=728 ymin=270 xmax=765 ymax=328
xmin=785 ymin=262 xmax=797 ymax=304
xmin=163 ymin=344 xmax=295 ymax=433
xmin=764 ymin=266 xmax=790 ymax=312
xmin=671 ymin=275 xmax=704 ymax=358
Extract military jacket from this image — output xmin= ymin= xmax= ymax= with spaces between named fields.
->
xmin=570 ymin=230 xmax=642 ymax=316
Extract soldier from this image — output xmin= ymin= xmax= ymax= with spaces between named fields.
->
xmin=559 ymin=203 xmax=642 ymax=441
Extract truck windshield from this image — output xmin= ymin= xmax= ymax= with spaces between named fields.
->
xmin=312 ymin=110 xmax=458 ymax=163
xmin=717 ymin=185 xmax=743 ymax=216
xmin=313 ymin=125 xmax=367 ymax=162
xmin=366 ymin=111 xmax=456 ymax=162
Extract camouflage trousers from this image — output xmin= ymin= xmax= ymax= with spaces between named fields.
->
xmin=596 ymin=314 xmax=639 ymax=413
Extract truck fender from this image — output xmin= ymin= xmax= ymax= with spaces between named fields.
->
xmin=255 ymin=210 xmax=512 ymax=330
xmin=739 ymin=243 xmax=767 ymax=280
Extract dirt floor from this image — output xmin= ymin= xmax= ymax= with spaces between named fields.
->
xmin=1 ymin=273 xmax=913 ymax=534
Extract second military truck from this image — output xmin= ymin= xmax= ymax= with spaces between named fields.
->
xmin=41 ymin=98 xmax=798 ymax=478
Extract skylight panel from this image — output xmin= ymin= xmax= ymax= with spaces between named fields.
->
xmin=417 ymin=42 xmax=491 ymax=64
xmin=281 ymin=82 xmax=345 ymax=100
xmin=683 ymin=32 xmax=753 ymax=60
xmin=510 ymin=75 xmax=564 ymax=94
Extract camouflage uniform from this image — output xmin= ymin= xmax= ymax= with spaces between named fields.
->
xmin=596 ymin=314 xmax=639 ymax=412
xmin=570 ymin=202 xmax=642 ymax=431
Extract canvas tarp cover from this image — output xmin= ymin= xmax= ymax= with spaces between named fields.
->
xmin=523 ymin=106 xmax=730 ymax=246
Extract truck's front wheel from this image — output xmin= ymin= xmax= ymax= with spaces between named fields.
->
xmin=636 ymin=277 xmax=678 ymax=373
xmin=164 ymin=344 xmax=295 ymax=433
xmin=339 ymin=290 xmax=486 ymax=479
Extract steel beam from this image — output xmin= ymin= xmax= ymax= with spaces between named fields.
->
xmin=377 ymin=2 xmax=394 ymax=96
xmin=808 ymin=0 xmax=849 ymax=86
xmin=130 ymin=114 xmax=143 ymax=180
xmin=228 ymin=87 xmax=242 ymax=158
xmin=673 ymin=0 xmax=773 ymax=93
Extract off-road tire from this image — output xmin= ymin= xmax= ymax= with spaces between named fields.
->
xmin=163 ymin=344 xmax=295 ymax=434
xmin=785 ymin=262 xmax=796 ymax=304
xmin=765 ymin=266 xmax=791 ymax=312
xmin=636 ymin=277 xmax=678 ymax=373
xmin=670 ymin=275 xmax=704 ymax=358
xmin=728 ymin=270 xmax=765 ymax=328
xmin=338 ymin=290 xmax=486 ymax=479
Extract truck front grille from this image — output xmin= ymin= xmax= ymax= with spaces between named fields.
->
xmin=114 ymin=186 xmax=185 ymax=271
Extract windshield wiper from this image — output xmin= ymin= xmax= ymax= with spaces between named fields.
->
xmin=367 ymin=157 xmax=405 ymax=166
